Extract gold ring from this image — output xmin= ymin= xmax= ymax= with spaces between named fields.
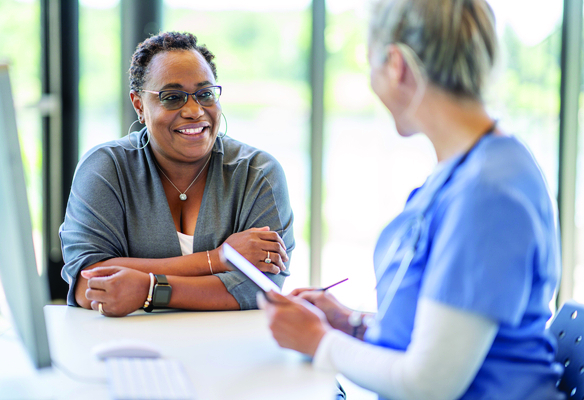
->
xmin=98 ymin=302 xmax=104 ymax=315
xmin=264 ymin=251 xmax=272 ymax=264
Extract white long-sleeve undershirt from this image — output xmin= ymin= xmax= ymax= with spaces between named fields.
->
xmin=313 ymin=298 xmax=499 ymax=400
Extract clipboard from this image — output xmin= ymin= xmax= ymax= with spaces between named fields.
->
xmin=220 ymin=243 xmax=281 ymax=294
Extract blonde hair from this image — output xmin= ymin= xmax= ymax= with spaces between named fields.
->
xmin=369 ymin=0 xmax=498 ymax=99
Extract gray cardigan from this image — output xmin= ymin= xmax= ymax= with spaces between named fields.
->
xmin=59 ymin=130 xmax=294 ymax=309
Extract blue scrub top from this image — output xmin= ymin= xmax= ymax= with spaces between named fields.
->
xmin=365 ymin=135 xmax=565 ymax=399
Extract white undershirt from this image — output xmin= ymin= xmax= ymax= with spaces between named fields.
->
xmin=176 ymin=231 xmax=194 ymax=256
xmin=313 ymin=298 xmax=499 ymax=400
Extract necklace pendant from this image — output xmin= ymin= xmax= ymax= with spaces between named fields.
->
xmin=179 ymin=194 xmax=187 ymax=201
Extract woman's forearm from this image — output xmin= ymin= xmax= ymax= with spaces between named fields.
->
xmin=76 ymin=270 xmax=240 ymax=312
xmin=97 ymin=249 xmax=225 ymax=276
xmin=313 ymin=299 xmax=498 ymax=400
xmin=74 ymin=251 xmax=222 ymax=308
xmin=167 ymin=275 xmax=240 ymax=310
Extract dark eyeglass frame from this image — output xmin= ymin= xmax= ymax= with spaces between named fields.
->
xmin=142 ymin=85 xmax=222 ymax=110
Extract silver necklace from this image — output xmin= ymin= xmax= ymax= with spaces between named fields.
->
xmin=155 ymin=154 xmax=212 ymax=201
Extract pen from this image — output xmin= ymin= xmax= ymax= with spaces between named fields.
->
xmin=319 ymin=278 xmax=348 ymax=291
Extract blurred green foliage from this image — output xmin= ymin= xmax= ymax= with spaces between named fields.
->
xmin=79 ymin=3 xmax=121 ymax=112
xmin=0 ymin=0 xmax=42 ymax=233
xmin=493 ymin=25 xmax=562 ymax=117
xmin=166 ymin=9 xmax=311 ymax=82
xmin=0 ymin=0 xmax=41 ymax=105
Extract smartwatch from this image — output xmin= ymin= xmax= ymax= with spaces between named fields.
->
xmin=144 ymin=274 xmax=172 ymax=312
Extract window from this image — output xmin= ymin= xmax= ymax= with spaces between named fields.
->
xmin=573 ymin=4 xmax=584 ymax=304
xmin=79 ymin=0 xmax=121 ymax=155
xmin=0 ymin=0 xmax=42 ymax=327
xmin=0 ymin=0 xmax=43 ymax=273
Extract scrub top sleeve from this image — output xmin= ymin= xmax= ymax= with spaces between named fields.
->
xmin=59 ymin=149 xmax=129 ymax=306
xmin=216 ymin=153 xmax=294 ymax=310
xmin=421 ymin=187 xmax=534 ymax=326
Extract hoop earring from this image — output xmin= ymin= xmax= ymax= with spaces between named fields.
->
xmin=218 ymin=112 xmax=227 ymax=138
xmin=127 ymin=119 xmax=150 ymax=150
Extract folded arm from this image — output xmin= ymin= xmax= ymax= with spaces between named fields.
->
xmin=74 ymin=227 xmax=289 ymax=311
xmin=79 ymin=265 xmax=241 ymax=316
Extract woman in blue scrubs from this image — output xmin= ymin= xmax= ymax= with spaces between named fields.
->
xmin=260 ymin=0 xmax=565 ymax=398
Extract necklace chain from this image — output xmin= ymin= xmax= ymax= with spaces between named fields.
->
xmin=155 ymin=154 xmax=212 ymax=201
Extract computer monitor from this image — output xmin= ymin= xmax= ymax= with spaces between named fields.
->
xmin=0 ymin=64 xmax=52 ymax=369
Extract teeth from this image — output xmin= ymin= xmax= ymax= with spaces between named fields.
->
xmin=178 ymin=127 xmax=204 ymax=134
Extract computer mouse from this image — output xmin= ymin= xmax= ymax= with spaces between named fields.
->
xmin=91 ymin=339 xmax=162 ymax=360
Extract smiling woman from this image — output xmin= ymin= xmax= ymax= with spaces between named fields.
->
xmin=58 ymin=31 xmax=295 ymax=317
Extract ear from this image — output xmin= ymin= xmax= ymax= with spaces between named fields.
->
xmin=385 ymin=44 xmax=409 ymax=85
xmin=129 ymin=90 xmax=144 ymax=123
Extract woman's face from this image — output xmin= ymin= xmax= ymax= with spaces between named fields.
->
xmin=137 ymin=49 xmax=221 ymax=164
xmin=368 ymin=44 xmax=419 ymax=137
xmin=368 ymin=45 xmax=393 ymax=110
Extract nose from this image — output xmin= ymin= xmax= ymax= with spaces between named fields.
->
xmin=180 ymin=94 xmax=205 ymax=119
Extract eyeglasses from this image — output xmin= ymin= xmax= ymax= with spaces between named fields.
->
xmin=142 ymin=85 xmax=222 ymax=110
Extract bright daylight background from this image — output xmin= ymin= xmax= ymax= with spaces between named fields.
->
xmin=0 ymin=0 xmax=578 ymax=398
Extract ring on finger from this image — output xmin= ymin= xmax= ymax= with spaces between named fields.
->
xmin=98 ymin=302 xmax=104 ymax=315
xmin=264 ymin=251 xmax=272 ymax=264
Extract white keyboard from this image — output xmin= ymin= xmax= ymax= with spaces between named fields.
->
xmin=105 ymin=357 xmax=195 ymax=400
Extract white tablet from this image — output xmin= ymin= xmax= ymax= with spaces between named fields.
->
xmin=220 ymin=243 xmax=281 ymax=294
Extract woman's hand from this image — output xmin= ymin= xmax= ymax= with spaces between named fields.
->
xmin=80 ymin=266 xmax=150 ymax=317
xmin=259 ymin=291 xmax=330 ymax=357
xmin=222 ymin=226 xmax=288 ymax=275
xmin=290 ymin=288 xmax=354 ymax=335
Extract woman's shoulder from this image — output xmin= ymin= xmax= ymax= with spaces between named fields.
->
xmin=449 ymin=135 xmax=554 ymax=214
xmin=78 ymin=135 xmax=145 ymax=168
xmin=218 ymin=136 xmax=283 ymax=173
xmin=481 ymin=134 xmax=534 ymax=161
xmin=467 ymin=135 xmax=547 ymax=190
xmin=74 ymin=135 xmax=148 ymax=183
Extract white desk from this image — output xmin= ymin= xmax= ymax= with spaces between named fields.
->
xmin=0 ymin=305 xmax=336 ymax=400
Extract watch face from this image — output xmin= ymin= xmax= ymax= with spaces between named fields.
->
xmin=152 ymin=285 xmax=172 ymax=307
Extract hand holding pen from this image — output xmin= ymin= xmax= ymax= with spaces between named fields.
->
xmin=261 ymin=279 xmax=355 ymax=355
xmin=281 ymin=278 xmax=355 ymax=333
xmin=287 ymin=277 xmax=348 ymax=296
xmin=318 ymin=278 xmax=348 ymax=291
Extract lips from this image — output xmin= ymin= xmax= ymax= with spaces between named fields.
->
xmin=176 ymin=124 xmax=209 ymax=136
xmin=178 ymin=127 xmax=204 ymax=134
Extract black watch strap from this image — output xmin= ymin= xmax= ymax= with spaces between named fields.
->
xmin=154 ymin=274 xmax=169 ymax=286
xmin=144 ymin=274 xmax=172 ymax=312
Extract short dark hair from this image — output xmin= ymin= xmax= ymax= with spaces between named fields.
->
xmin=128 ymin=31 xmax=218 ymax=92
